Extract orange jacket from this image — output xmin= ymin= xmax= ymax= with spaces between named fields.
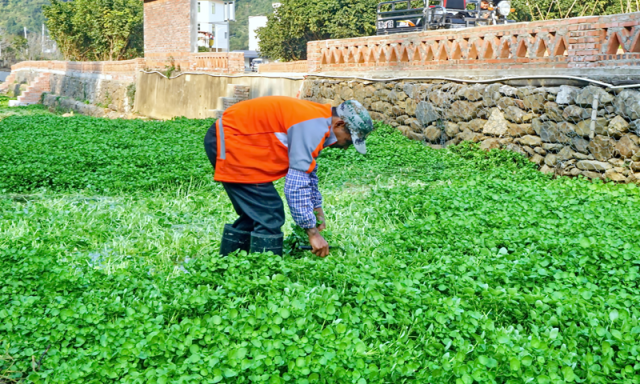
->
xmin=213 ymin=96 xmax=336 ymax=184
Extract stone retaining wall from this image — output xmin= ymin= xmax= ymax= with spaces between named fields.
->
xmin=302 ymin=78 xmax=640 ymax=183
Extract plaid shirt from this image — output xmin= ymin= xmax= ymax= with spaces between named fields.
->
xmin=284 ymin=166 xmax=322 ymax=229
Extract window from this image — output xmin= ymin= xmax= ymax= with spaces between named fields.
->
xmin=198 ymin=23 xmax=201 ymax=31
xmin=212 ymin=4 xmax=216 ymax=14
xmin=225 ymin=32 xmax=228 ymax=38
xmin=198 ymin=2 xmax=201 ymax=12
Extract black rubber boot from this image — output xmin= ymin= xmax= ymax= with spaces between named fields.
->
xmin=219 ymin=224 xmax=251 ymax=256
xmin=249 ymin=232 xmax=284 ymax=256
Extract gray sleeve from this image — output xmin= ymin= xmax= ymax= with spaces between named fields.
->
xmin=287 ymin=117 xmax=332 ymax=173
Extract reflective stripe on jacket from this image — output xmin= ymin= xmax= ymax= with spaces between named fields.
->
xmin=214 ymin=96 xmax=336 ymax=184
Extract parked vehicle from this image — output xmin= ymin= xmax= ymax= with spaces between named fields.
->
xmin=376 ymin=0 xmax=514 ymax=35
xmin=251 ymin=58 xmax=263 ymax=72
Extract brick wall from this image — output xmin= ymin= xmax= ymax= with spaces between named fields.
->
xmin=307 ymin=12 xmax=640 ymax=74
xmin=258 ymin=61 xmax=308 ymax=73
xmin=143 ymin=0 xmax=195 ymax=60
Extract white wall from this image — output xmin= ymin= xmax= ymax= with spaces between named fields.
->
xmin=197 ymin=0 xmax=229 ymax=50
xmin=249 ymin=16 xmax=268 ymax=52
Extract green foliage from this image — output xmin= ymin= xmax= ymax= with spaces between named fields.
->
xmin=230 ymin=0 xmax=273 ymax=51
xmin=1 ymin=112 xmax=640 ymax=383
xmin=0 ymin=113 xmax=215 ymax=193
xmin=511 ymin=0 xmax=638 ymax=21
xmin=43 ymin=0 xmax=143 ymax=61
xmin=0 ymin=95 xmax=14 ymax=108
xmin=0 ymin=0 xmax=61 ymax=36
xmin=257 ymin=0 xmax=379 ymax=61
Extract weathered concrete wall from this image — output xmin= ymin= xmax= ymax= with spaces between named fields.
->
xmin=135 ymin=72 xmax=304 ymax=120
xmin=302 ymin=77 xmax=640 ymax=183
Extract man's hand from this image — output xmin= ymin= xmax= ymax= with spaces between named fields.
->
xmin=314 ymin=207 xmax=326 ymax=231
xmin=306 ymin=228 xmax=329 ymax=257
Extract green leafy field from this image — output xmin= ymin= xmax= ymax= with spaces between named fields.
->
xmin=1 ymin=106 xmax=639 ymax=383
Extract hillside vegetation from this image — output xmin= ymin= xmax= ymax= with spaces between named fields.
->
xmin=230 ymin=0 xmax=273 ymax=51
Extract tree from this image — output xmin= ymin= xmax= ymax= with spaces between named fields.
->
xmin=257 ymin=0 xmax=379 ymax=61
xmin=43 ymin=0 xmax=143 ymax=61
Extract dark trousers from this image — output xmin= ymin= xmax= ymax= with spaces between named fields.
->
xmin=204 ymin=124 xmax=285 ymax=235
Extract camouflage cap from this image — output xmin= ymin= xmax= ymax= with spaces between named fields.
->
xmin=336 ymin=100 xmax=374 ymax=154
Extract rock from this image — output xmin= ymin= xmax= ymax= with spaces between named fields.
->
xmin=572 ymin=136 xmax=590 ymax=154
xmin=424 ymin=126 xmax=442 ymax=142
xmin=536 ymin=120 xmax=570 ymax=144
xmin=574 ymin=86 xmax=615 ymax=106
xmin=428 ymin=91 xmax=450 ymax=108
xmin=480 ymin=138 xmax=501 ymax=151
xmin=563 ymin=105 xmax=589 ymax=121
xmin=530 ymin=154 xmax=544 ymax=165
xmin=365 ymin=86 xmax=376 ymax=98
xmin=616 ymin=134 xmax=639 ymax=158
xmin=608 ymin=115 xmax=630 ymax=138
xmin=542 ymin=143 xmax=564 ymax=151
xmin=391 ymin=106 xmax=404 ymax=116
xmin=499 ymin=137 xmax=514 ymax=145
xmin=508 ymin=123 xmax=535 ymax=137
xmin=608 ymin=158 xmax=625 ymax=166
xmin=369 ymin=111 xmax=385 ymax=121
xmin=613 ymin=89 xmax=640 ymax=120
xmin=396 ymin=115 xmax=409 ymax=124
xmin=444 ymin=122 xmax=459 ymax=138
xmin=557 ymin=122 xmax=576 ymax=135
xmin=582 ymin=170 xmax=604 ymax=179
xmin=404 ymin=118 xmax=421 ymax=131
xmin=416 ymin=102 xmax=440 ymax=125
xmin=428 ymin=143 xmax=444 ymax=150
xmin=459 ymin=119 xmax=488 ymax=133
xmin=544 ymin=154 xmax=558 ymax=167
xmin=588 ymin=135 xmax=616 ymax=161
xmin=445 ymin=138 xmax=459 ymax=147
xmin=523 ymin=146 xmax=536 ymax=156
xmin=540 ymin=165 xmax=555 ymax=174
xmin=403 ymin=83 xmax=416 ymax=99
xmin=523 ymin=93 xmax=546 ymax=113
xmin=569 ymin=167 xmax=582 ymax=176
xmin=604 ymin=170 xmax=627 ymax=181
xmin=557 ymin=146 xmax=575 ymax=161
xmin=577 ymin=160 xmax=613 ymax=172
xmin=458 ymin=129 xmax=480 ymax=142
xmin=575 ymin=118 xmax=608 ymax=137
xmin=504 ymin=143 xmax=526 ymax=156
xmin=398 ymin=126 xmax=425 ymax=141
xmin=499 ymin=85 xmax=518 ymax=97
xmin=446 ymin=101 xmax=482 ymax=122
xmin=544 ymin=102 xmax=564 ymax=122
xmin=574 ymin=152 xmax=590 ymax=160
xmin=341 ymin=87 xmax=354 ymax=100
xmin=556 ymin=85 xmax=580 ymax=105
xmin=375 ymin=89 xmax=390 ymax=102
xmin=483 ymin=84 xmax=501 ymax=107
xmin=504 ymin=106 xmax=531 ymax=124
xmin=534 ymin=146 xmax=547 ymax=155
xmin=497 ymin=97 xmax=518 ymax=110
xmin=517 ymin=135 xmax=542 ymax=146
xmin=457 ymin=85 xmax=485 ymax=101
xmin=321 ymin=87 xmax=335 ymax=99
xmin=482 ymin=108 xmax=509 ymax=136
xmin=405 ymin=99 xmax=417 ymax=115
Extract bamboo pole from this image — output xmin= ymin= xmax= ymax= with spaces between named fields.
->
xmin=564 ymin=0 xmax=579 ymax=18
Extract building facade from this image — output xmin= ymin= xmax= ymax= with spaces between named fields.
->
xmin=197 ymin=0 xmax=229 ymax=51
